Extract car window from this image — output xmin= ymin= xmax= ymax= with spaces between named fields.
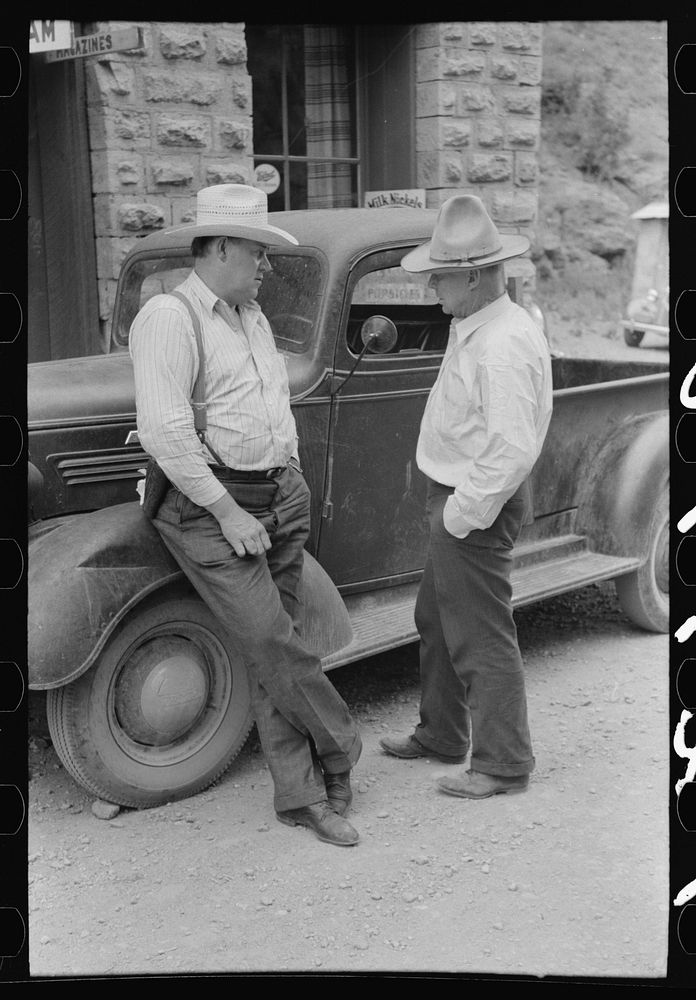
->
xmin=140 ymin=267 xmax=191 ymax=303
xmin=112 ymin=256 xmax=195 ymax=349
xmin=346 ymin=266 xmax=449 ymax=356
xmin=258 ymin=254 xmax=323 ymax=353
xmin=111 ymin=252 xmax=323 ymax=355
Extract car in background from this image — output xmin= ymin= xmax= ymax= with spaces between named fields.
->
xmin=621 ymin=286 xmax=669 ymax=347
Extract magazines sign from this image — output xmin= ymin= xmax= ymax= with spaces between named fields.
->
xmin=44 ymin=26 xmax=144 ymax=62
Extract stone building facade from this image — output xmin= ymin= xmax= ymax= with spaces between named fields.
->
xmin=85 ymin=22 xmax=256 ymax=341
xmin=32 ymin=21 xmax=543 ymax=355
xmin=414 ymin=20 xmax=542 ymax=288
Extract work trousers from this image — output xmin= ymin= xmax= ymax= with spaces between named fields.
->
xmin=413 ymin=479 xmax=535 ymax=777
xmin=153 ymin=464 xmax=361 ymax=812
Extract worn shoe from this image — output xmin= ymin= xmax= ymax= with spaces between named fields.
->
xmin=276 ymin=801 xmax=360 ymax=846
xmin=324 ymin=771 xmax=352 ymax=816
xmin=379 ymin=733 xmax=467 ymax=764
xmin=436 ymin=769 xmax=529 ymax=799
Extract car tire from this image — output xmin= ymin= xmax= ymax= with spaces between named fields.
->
xmin=46 ymin=592 xmax=253 ymax=808
xmin=624 ymin=327 xmax=645 ymax=347
xmin=615 ymin=485 xmax=669 ymax=633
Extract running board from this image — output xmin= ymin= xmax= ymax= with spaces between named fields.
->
xmin=321 ymin=545 xmax=641 ymax=671
xmin=512 ymin=548 xmax=640 ymax=607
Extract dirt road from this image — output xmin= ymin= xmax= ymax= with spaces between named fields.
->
xmin=26 ymin=580 xmax=668 ymax=980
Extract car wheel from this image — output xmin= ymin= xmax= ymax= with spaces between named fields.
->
xmin=615 ymin=486 xmax=669 ymax=633
xmin=624 ymin=327 xmax=644 ymax=347
xmin=46 ymin=592 xmax=253 ymax=808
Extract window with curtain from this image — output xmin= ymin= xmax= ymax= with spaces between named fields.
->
xmin=246 ymin=24 xmax=359 ymax=210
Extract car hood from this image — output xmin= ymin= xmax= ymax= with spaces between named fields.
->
xmin=28 ymin=353 xmax=137 ymax=428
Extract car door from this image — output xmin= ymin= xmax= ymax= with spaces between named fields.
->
xmin=316 ymin=247 xmax=449 ymax=590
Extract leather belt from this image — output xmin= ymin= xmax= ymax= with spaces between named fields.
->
xmin=209 ymin=464 xmax=284 ymax=482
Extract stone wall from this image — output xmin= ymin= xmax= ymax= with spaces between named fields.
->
xmin=84 ymin=21 xmax=542 ymax=341
xmin=414 ymin=21 xmax=543 ymax=285
xmin=85 ymin=21 xmax=253 ymax=343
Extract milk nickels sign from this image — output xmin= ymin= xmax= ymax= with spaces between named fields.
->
xmin=364 ymin=189 xmax=426 ymax=209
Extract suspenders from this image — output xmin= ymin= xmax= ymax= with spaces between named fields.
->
xmin=168 ymin=289 xmax=225 ymax=467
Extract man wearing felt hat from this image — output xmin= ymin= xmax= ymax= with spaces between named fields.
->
xmin=380 ymin=194 xmax=553 ymax=800
xmin=129 ymin=185 xmax=362 ymax=846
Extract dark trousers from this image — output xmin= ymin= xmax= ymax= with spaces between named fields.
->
xmin=153 ymin=465 xmax=361 ymax=811
xmin=413 ymin=479 xmax=535 ymax=777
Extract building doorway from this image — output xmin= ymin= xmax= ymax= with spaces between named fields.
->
xmin=28 ymin=53 xmax=100 ymax=361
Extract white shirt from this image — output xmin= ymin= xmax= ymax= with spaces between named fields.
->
xmin=129 ymin=270 xmax=298 ymax=508
xmin=416 ymin=293 xmax=553 ymax=538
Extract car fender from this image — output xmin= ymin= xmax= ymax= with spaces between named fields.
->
xmin=29 ymin=501 xmax=353 ymax=690
xmin=575 ymin=410 xmax=668 ymax=560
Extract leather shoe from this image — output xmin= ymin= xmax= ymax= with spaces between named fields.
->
xmin=436 ymin=769 xmax=529 ymax=799
xmin=324 ymin=771 xmax=352 ymax=816
xmin=379 ymin=733 xmax=467 ymax=764
xmin=276 ymin=801 xmax=360 ymax=846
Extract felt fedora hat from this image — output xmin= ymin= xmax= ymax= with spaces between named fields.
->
xmin=166 ymin=184 xmax=298 ymax=247
xmin=401 ymin=194 xmax=529 ymax=272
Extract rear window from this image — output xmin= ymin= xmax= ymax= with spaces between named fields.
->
xmin=111 ymin=252 xmax=324 ymax=355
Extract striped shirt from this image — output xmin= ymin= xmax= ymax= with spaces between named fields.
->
xmin=417 ymin=293 xmax=553 ymax=538
xmin=129 ymin=269 xmax=298 ymax=508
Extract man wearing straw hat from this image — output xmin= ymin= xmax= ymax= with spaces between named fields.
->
xmin=380 ymin=194 xmax=553 ymax=800
xmin=130 ymin=184 xmax=361 ymax=846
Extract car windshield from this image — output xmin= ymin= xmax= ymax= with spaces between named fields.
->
xmin=112 ymin=251 xmax=324 ymax=354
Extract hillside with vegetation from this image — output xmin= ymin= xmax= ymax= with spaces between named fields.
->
xmin=534 ymin=20 xmax=668 ymax=352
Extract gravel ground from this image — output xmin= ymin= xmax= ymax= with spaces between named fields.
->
xmin=26 ymin=581 xmax=669 ymax=980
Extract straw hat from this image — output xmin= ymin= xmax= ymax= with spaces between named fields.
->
xmin=166 ymin=184 xmax=298 ymax=247
xmin=401 ymin=194 xmax=529 ymax=272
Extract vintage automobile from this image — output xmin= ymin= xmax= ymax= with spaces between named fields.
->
xmin=621 ymin=286 xmax=670 ymax=347
xmin=28 ymin=208 xmax=669 ymax=809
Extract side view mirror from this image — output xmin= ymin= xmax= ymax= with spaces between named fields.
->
xmin=331 ymin=315 xmax=399 ymax=397
xmin=360 ymin=315 xmax=398 ymax=354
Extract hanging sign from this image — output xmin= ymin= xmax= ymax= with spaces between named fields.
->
xmin=29 ymin=20 xmax=72 ymax=52
xmin=364 ymin=189 xmax=426 ymax=209
xmin=352 ymin=268 xmax=434 ymax=306
xmin=44 ymin=26 xmax=144 ymax=62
